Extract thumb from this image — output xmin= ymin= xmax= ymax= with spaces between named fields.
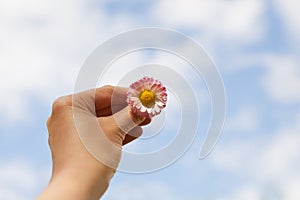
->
xmin=98 ymin=106 xmax=145 ymax=147
xmin=113 ymin=106 xmax=145 ymax=135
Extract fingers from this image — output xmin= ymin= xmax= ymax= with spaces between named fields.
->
xmin=97 ymin=106 xmax=146 ymax=146
xmin=72 ymin=85 xmax=128 ymax=117
xmin=139 ymin=118 xmax=151 ymax=126
xmin=123 ymin=126 xmax=143 ymax=145
xmin=122 ymin=118 xmax=151 ymax=145
xmin=73 ymin=86 xmax=152 ymax=147
xmin=113 ymin=106 xmax=145 ymax=134
xmin=95 ymin=86 xmax=128 ymax=116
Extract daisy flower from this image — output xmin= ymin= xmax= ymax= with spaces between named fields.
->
xmin=127 ymin=77 xmax=167 ymax=118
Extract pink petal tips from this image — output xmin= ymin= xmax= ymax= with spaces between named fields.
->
xmin=127 ymin=76 xmax=167 ymax=118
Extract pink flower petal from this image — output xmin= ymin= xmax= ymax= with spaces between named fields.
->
xmin=127 ymin=76 xmax=167 ymax=118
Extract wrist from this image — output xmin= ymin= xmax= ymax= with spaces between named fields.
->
xmin=38 ymin=164 xmax=115 ymax=200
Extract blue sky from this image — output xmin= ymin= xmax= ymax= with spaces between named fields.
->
xmin=1 ymin=0 xmax=300 ymax=199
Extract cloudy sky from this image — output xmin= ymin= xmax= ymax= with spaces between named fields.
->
xmin=1 ymin=0 xmax=300 ymax=199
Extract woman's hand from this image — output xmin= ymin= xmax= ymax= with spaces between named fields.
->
xmin=37 ymin=86 xmax=150 ymax=200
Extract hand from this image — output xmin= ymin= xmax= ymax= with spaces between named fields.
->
xmin=37 ymin=85 xmax=150 ymax=200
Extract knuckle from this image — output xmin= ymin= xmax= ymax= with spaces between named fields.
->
xmin=102 ymin=85 xmax=114 ymax=90
xmin=51 ymin=96 xmax=72 ymax=114
xmin=46 ymin=117 xmax=52 ymax=146
xmin=97 ymin=85 xmax=115 ymax=99
xmin=102 ymin=85 xmax=114 ymax=94
xmin=47 ymin=137 xmax=51 ymax=146
xmin=46 ymin=116 xmax=51 ymax=127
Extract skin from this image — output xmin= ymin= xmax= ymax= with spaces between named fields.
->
xmin=37 ymin=85 xmax=150 ymax=200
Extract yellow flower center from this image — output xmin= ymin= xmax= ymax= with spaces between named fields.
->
xmin=139 ymin=90 xmax=156 ymax=108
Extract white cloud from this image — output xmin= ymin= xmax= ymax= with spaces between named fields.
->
xmin=227 ymin=185 xmax=262 ymax=200
xmin=0 ymin=188 xmax=18 ymax=200
xmin=0 ymin=159 xmax=50 ymax=200
xmin=285 ymin=180 xmax=300 ymax=200
xmin=215 ymin=52 xmax=300 ymax=104
xmin=0 ymin=0 xmax=138 ymax=122
xmin=212 ymin=112 xmax=300 ymax=199
xmin=226 ymin=105 xmax=260 ymax=133
xmin=104 ymin=181 xmax=180 ymax=200
xmin=1 ymin=1 xmax=299 ymax=199
xmin=262 ymin=54 xmax=300 ymax=103
xmin=152 ymin=0 xmax=265 ymax=43
xmin=274 ymin=0 xmax=300 ymax=44
xmin=0 ymin=0 xmax=268 ymax=124
xmin=259 ymin=127 xmax=300 ymax=181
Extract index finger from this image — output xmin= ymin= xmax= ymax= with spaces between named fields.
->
xmin=95 ymin=85 xmax=128 ymax=117
xmin=72 ymin=85 xmax=128 ymax=117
